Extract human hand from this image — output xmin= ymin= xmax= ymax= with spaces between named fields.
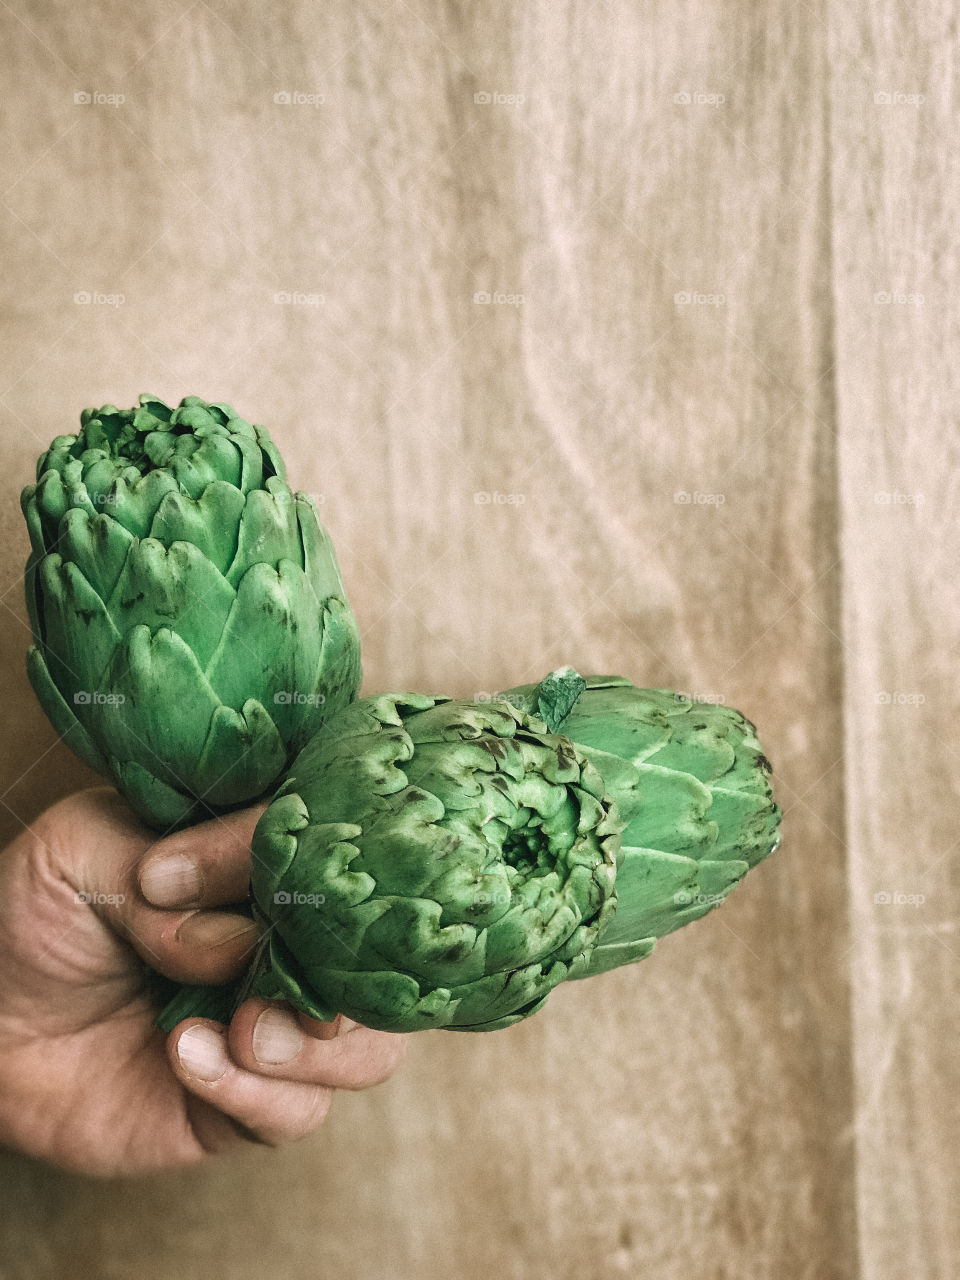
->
xmin=0 ymin=787 xmax=407 ymax=1176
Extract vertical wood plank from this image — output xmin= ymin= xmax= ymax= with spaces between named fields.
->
xmin=829 ymin=6 xmax=960 ymax=1276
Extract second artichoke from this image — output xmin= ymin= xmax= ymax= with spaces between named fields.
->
xmin=501 ymin=669 xmax=783 ymax=977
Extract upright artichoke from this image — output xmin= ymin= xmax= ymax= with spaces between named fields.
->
xmin=22 ymin=394 xmax=361 ymax=830
xmin=501 ymin=669 xmax=783 ymax=977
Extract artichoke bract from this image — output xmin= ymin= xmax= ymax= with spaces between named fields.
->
xmin=500 ymin=669 xmax=783 ymax=978
xmin=243 ymin=692 xmax=623 ymax=1032
xmin=22 ymin=394 xmax=361 ymax=830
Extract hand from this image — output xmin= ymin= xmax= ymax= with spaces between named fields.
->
xmin=0 ymin=787 xmax=407 ymax=1176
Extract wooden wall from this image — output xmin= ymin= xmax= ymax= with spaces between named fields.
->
xmin=0 ymin=3 xmax=954 ymax=1276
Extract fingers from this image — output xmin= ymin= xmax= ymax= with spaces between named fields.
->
xmin=168 ymin=1020 xmax=334 ymax=1147
xmin=169 ymin=1001 xmax=406 ymax=1154
xmin=109 ymin=804 xmax=268 ymax=983
xmin=116 ymin=901 xmax=261 ymax=984
xmin=226 ymin=999 xmax=408 ymax=1090
xmin=138 ymin=804 xmax=268 ymax=911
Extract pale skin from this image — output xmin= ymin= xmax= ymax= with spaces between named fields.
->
xmin=0 ymin=787 xmax=407 ymax=1177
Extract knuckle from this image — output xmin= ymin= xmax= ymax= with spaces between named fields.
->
xmin=301 ymin=1085 xmax=335 ymax=1130
xmin=340 ymin=1042 xmax=404 ymax=1090
xmin=277 ymin=1087 xmax=333 ymax=1140
xmin=226 ymin=1084 xmax=332 ymax=1147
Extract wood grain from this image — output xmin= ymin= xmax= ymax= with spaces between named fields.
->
xmin=0 ymin=1 xmax=951 ymax=1276
xmin=829 ymin=6 xmax=960 ymax=1277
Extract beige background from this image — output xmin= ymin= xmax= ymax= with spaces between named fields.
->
xmin=0 ymin=3 xmax=956 ymax=1277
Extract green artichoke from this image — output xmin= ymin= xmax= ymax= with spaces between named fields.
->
xmin=22 ymin=394 xmax=361 ymax=830
xmin=500 ymin=669 xmax=783 ymax=977
xmin=162 ymin=691 xmax=625 ymax=1032
xmin=157 ymin=671 xmax=781 ymax=1035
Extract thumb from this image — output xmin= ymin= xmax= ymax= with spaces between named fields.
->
xmin=137 ymin=803 xmax=268 ymax=912
xmin=94 ymin=802 xmax=269 ymax=985
xmin=57 ymin=793 xmax=264 ymax=983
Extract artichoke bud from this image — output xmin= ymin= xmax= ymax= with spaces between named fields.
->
xmin=500 ymin=670 xmax=783 ymax=976
xmin=22 ymin=394 xmax=362 ymax=831
xmin=245 ymin=693 xmax=624 ymax=1032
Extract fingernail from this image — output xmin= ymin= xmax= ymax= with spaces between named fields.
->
xmin=253 ymin=1006 xmax=303 ymax=1065
xmin=140 ymin=854 xmax=202 ymax=908
xmin=177 ymin=1024 xmax=228 ymax=1081
xmin=176 ymin=912 xmax=258 ymax=949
